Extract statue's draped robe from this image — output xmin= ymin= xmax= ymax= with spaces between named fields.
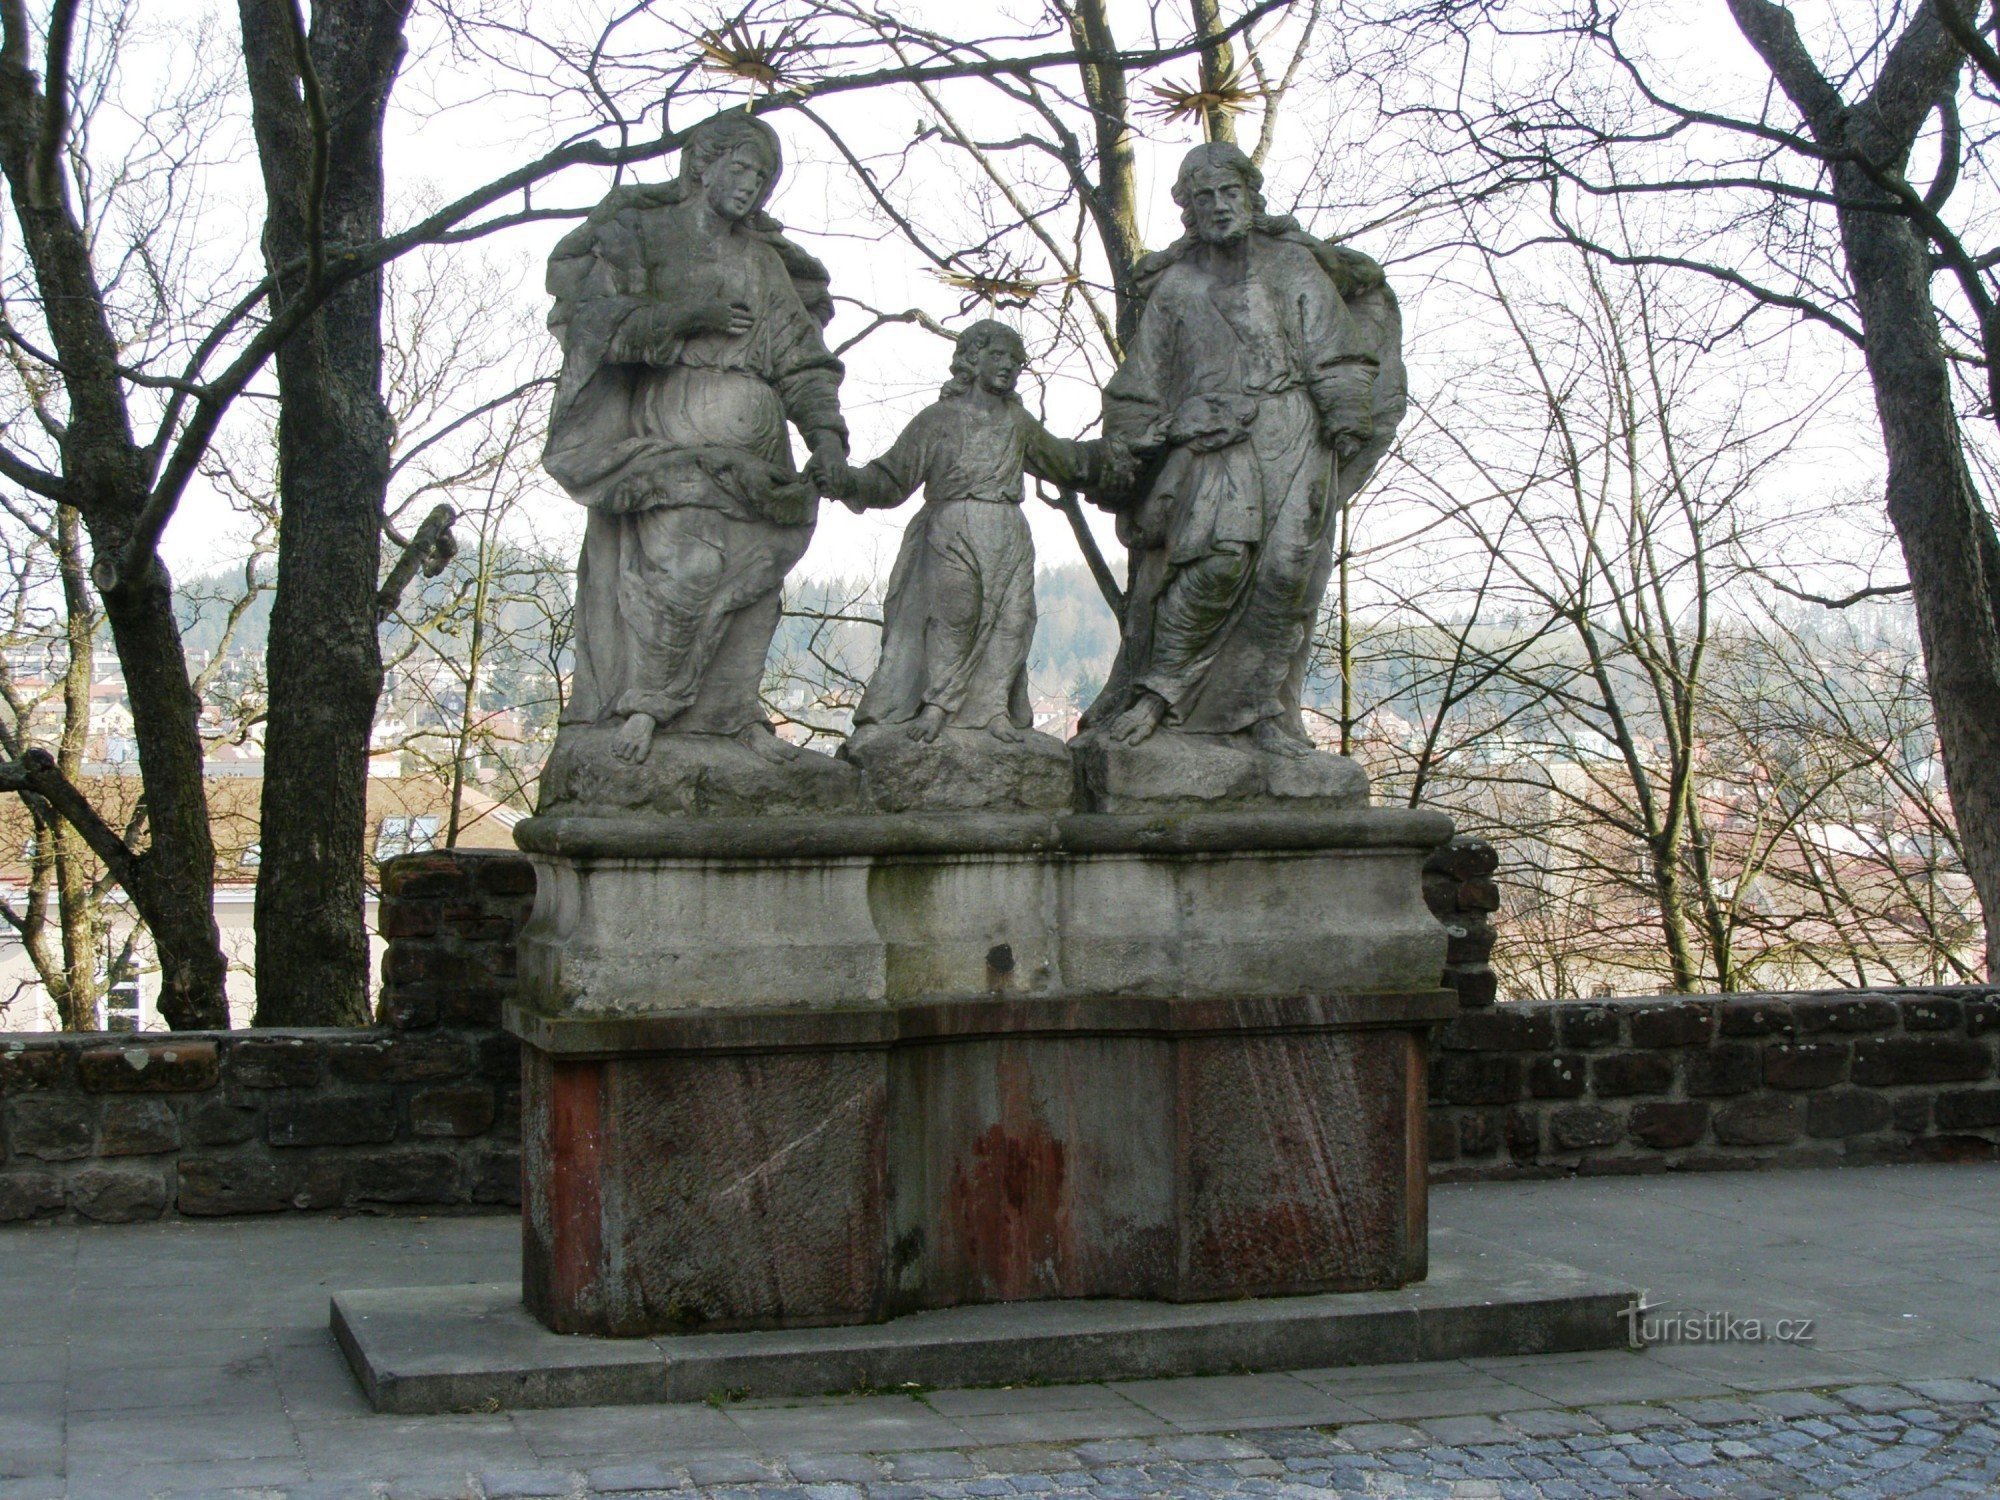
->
xmin=544 ymin=185 xmax=845 ymax=735
xmin=1088 ymin=226 xmax=1404 ymax=738
xmin=850 ymin=398 xmax=1103 ymax=732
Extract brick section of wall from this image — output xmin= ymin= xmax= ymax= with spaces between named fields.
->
xmin=375 ymin=849 xmax=536 ymax=1030
xmin=1422 ymin=838 xmax=1500 ymax=1010
xmin=1429 ymin=988 xmax=2000 ymax=1180
xmin=0 ymin=850 xmax=533 ymax=1224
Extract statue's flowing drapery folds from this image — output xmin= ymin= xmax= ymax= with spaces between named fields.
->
xmin=543 ymin=126 xmax=846 ymax=737
xmin=1087 ymin=211 xmax=1406 ymax=742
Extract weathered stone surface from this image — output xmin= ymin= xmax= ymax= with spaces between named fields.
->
xmin=77 ymin=1041 xmax=218 ymax=1093
xmin=1431 ymin=1055 xmax=1518 ymax=1106
xmin=1071 ymin=731 xmax=1368 ymax=814
xmin=1807 ymin=1089 xmax=1893 ymax=1139
xmin=1764 ymin=1042 xmax=1848 ymax=1091
xmin=517 ymin=812 xmax=1452 ymax=1012
xmin=840 ymin=722 xmax=1071 ymax=813
xmin=1560 ymin=1006 xmax=1622 ymax=1049
xmin=409 ymin=1084 xmax=495 ymax=1138
xmin=1713 ymin=1095 xmax=1803 ymax=1147
xmin=0 ymin=1169 xmax=63 ymax=1221
xmin=1794 ymin=997 xmax=1899 ymax=1033
xmin=186 ymin=1100 xmax=259 ymax=1148
xmin=537 ymin=723 xmax=864 ymax=820
xmin=1934 ymin=1089 xmax=2000 ymax=1130
xmin=266 ymin=1095 xmax=397 ymax=1148
xmin=1629 ymin=1101 xmax=1708 ymax=1150
xmin=1852 ymin=1037 xmax=1993 ymax=1087
xmin=1902 ymin=997 xmax=1963 ymax=1031
xmin=1629 ymin=1004 xmax=1713 ymax=1049
xmin=1457 ymin=1108 xmax=1500 ymax=1157
xmin=1718 ymin=999 xmax=1795 ymax=1037
xmin=1590 ymin=1053 xmax=1672 ymax=1097
xmin=347 ymin=1150 xmax=459 ymax=1204
xmin=67 ymin=1165 xmax=167 ymax=1223
xmin=380 ymin=851 xmax=472 ymax=900
xmin=326 ymin=1033 xmax=467 ymax=1084
xmin=0 ymin=1042 xmax=65 ymax=1091
xmin=227 ymin=1037 xmax=324 ymax=1089
xmin=1526 ymin=1053 xmax=1587 ymax=1099
xmin=8 ymin=1094 xmax=93 ymax=1159
xmin=177 ymin=1154 xmax=298 ymax=1215
xmin=470 ymin=1147 xmax=522 ymax=1205
xmin=97 ymin=1098 xmax=180 ymax=1156
xmin=1438 ymin=1010 xmax=1556 ymax=1052
xmin=1684 ymin=1044 xmax=1759 ymax=1097
xmin=520 ymin=995 xmax=1435 ymax=1337
xmin=1550 ymin=1105 xmax=1622 ymax=1150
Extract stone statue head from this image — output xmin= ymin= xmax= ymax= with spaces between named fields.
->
xmin=941 ymin=319 xmax=1027 ymax=402
xmin=1171 ymin=142 xmax=1265 ymax=246
xmin=676 ymin=112 xmax=783 ymax=223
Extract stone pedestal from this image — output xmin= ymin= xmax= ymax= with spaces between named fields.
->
xmin=507 ymin=807 xmax=1454 ymax=1337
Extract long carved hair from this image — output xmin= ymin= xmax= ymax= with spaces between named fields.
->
xmin=939 ymin=319 xmax=1027 ymax=403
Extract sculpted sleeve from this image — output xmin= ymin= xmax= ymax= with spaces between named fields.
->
xmin=770 ymin=282 xmax=847 ymax=449
xmin=848 ymin=405 xmax=938 ymax=511
xmin=1023 ymin=416 xmax=1109 ymax=492
xmin=1299 ymin=250 xmax=1379 ymax=444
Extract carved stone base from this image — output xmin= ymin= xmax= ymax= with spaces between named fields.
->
xmin=536 ymin=722 xmax=862 ymax=820
xmin=839 ymin=721 xmax=1072 ymax=813
xmin=1072 ymin=728 xmax=1369 ymax=814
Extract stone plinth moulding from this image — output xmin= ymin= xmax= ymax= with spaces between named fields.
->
xmin=506 ymin=807 xmax=1454 ymax=1336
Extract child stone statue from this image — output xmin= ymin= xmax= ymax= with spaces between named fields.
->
xmin=817 ymin=320 xmax=1115 ymax=807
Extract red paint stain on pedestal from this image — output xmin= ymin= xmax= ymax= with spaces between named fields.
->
xmin=548 ymin=1060 xmax=605 ymax=1314
xmin=945 ymin=1118 xmax=1070 ymax=1300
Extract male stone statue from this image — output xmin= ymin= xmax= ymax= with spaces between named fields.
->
xmin=542 ymin=112 xmax=848 ymax=774
xmin=1080 ymin=142 xmax=1406 ymax=804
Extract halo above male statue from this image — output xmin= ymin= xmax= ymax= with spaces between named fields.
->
xmin=328 ymin=117 xmax=1633 ymax=1415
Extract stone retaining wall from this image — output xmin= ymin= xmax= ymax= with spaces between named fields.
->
xmin=3 ymin=848 xmax=1995 ymax=1222
xmin=1429 ymin=990 xmax=2000 ymax=1179
xmin=0 ymin=850 xmax=529 ymax=1224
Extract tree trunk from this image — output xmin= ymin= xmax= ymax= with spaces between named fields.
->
xmin=52 ymin=504 xmax=99 ymax=1030
xmin=0 ymin=29 xmax=229 ymax=1030
xmin=240 ymin=0 xmax=412 ymax=1027
xmin=1837 ymin=171 xmax=2000 ymax=978
xmin=1189 ymin=0 xmax=1240 ymax=146
xmin=1067 ymin=0 xmax=1146 ymax=344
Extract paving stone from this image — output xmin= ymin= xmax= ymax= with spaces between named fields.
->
xmin=585 ymin=1459 xmax=684 ymax=1491
xmin=1838 ymin=1385 xmax=1922 ymax=1413
xmin=1333 ymin=1422 xmax=1426 ymax=1451
xmin=478 ymin=1469 xmax=573 ymax=1497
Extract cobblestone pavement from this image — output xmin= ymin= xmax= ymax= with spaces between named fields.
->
xmin=294 ymin=1380 xmax=2000 ymax=1499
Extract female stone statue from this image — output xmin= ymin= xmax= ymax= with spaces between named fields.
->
xmin=543 ymin=112 xmax=848 ymax=768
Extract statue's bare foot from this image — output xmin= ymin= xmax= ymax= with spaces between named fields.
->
xmin=986 ymin=715 xmax=1025 ymax=744
xmin=611 ymin=713 xmax=657 ymax=764
xmin=1106 ymin=691 xmax=1169 ymax=746
xmin=738 ymin=722 xmax=802 ymax=764
xmin=1252 ymin=717 xmax=1315 ymax=760
xmin=907 ymin=705 xmax=947 ymax=743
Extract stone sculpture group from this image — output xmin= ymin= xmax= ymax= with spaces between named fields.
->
xmin=501 ymin=111 xmax=1450 ymax=1341
xmin=536 ymin=111 xmax=1407 ymax=819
